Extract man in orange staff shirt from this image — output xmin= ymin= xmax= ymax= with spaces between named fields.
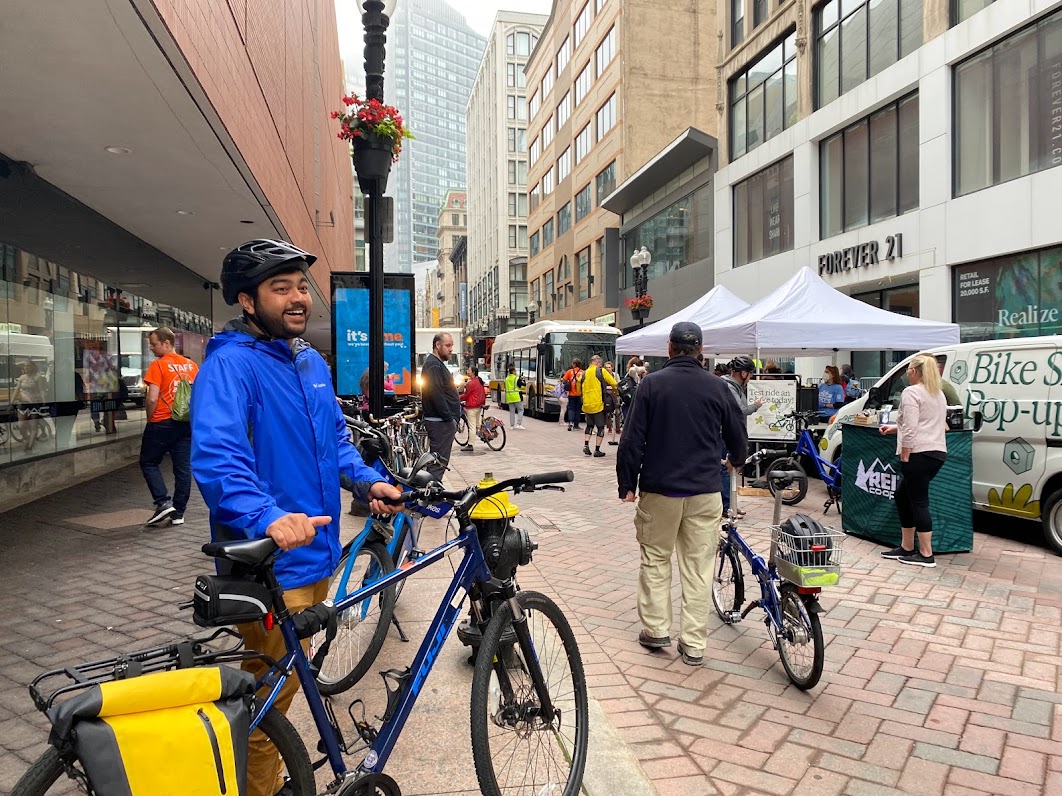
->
xmin=141 ymin=326 xmax=199 ymax=526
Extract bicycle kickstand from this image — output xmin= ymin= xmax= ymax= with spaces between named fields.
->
xmin=391 ymin=614 xmax=410 ymax=643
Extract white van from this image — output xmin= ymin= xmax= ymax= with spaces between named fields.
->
xmin=822 ymin=336 xmax=1062 ymax=553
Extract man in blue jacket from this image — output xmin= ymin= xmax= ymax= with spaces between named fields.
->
xmin=191 ymin=239 xmax=403 ymax=796
xmin=617 ymin=322 xmax=748 ymax=667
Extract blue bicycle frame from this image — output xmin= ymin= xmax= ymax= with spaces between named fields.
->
xmin=794 ymin=426 xmax=843 ymax=491
xmin=718 ymin=530 xmax=784 ymax=627
xmin=251 ymin=521 xmax=492 ymax=779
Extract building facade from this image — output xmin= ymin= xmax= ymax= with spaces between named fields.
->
xmin=385 ymin=0 xmax=485 ymax=273
xmin=0 ymin=0 xmax=352 ymax=507
xmin=424 ymin=190 xmax=467 ymax=327
xmin=525 ymin=0 xmax=719 ymax=326
xmin=466 ymin=12 xmax=548 ymax=339
xmin=715 ymin=0 xmax=1062 ymax=378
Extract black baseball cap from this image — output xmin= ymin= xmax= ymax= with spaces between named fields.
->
xmin=669 ymin=321 xmax=703 ymax=346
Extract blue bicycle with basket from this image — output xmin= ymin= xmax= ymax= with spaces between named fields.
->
xmin=713 ymin=450 xmax=844 ymax=690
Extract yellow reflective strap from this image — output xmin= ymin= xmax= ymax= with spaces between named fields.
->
xmin=104 ymin=702 xmax=237 ymax=795
xmin=99 ymin=667 xmax=223 ymax=717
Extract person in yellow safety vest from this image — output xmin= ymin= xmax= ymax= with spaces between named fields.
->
xmin=579 ymin=354 xmax=618 ymax=457
xmin=504 ymin=364 xmax=526 ymax=429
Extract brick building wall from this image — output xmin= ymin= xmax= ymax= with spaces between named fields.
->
xmin=153 ymin=0 xmax=354 ymax=290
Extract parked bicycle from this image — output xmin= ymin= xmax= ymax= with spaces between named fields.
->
xmin=454 ymin=405 xmax=506 ymax=451
xmin=712 ymin=450 xmax=844 ymax=690
xmin=314 ymin=415 xmax=444 ymax=695
xmin=766 ymin=410 xmax=843 ymax=513
xmin=14 ymin=470 xmax=588 ymax=796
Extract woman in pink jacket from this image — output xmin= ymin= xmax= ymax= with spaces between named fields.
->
xmin=879 ymin=354 xmax=948 ymax=568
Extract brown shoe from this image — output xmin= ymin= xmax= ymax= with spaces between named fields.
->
xmin=677 ymin=640 xmax=703 ymax=666
xmin=638 ymin=630 xmax=671 ymax=650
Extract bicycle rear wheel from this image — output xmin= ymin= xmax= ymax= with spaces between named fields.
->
xmin=767 ymin=457 xmax=808 ymax=506
xmin=485 ymin=422 xmax=506 ymax=451
xmin=454 ymin=416 xmax=470 ymax=447
xmin=471 ymin=590 xmax=588 ymax=796
xmin=10 ymin=709 xmax=314 ymax=795
xmin=776 ymin=584 xmax=824 ymax=690
xmin=316 ymin=540 xmax=397 ymax=695
xmin=711 ymin=540 xmax=745 ymax=623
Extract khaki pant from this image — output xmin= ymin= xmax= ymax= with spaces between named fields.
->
xmin=238 ymin=578 xmax=330 ymax=796
xmin=635 ymin=492 xmax=722 ymax=652
xmin=465 ymin=406 xmax=482 ymax=443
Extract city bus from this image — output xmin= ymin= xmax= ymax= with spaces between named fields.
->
xmin=488 ymin=320 xmax=621 ymax=419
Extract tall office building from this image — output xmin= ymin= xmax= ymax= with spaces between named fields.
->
xmin=466 ymin=12 xmax=548 ymax=339
xmin=385 ymin=0 xmax=485 ymax=273
xmin=525 ymin=0 xmax=718 ymax=326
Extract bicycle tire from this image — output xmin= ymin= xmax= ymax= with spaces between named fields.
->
xmin=485 ymin=423 xmax=506 ymax=451
xmin=10 ymin=709 xmax=314 ymax=796
xmin=454 ymin=416 xmax=470 ymax=447
xmin=471 ymin=590 xmax=588 ymax=796
xmin=711 ymin=541 xmax=745 ymax=623
xmin=776 ymin=584 xmax=825 ymax=690
xmin=767 ymin=457 xmax=808 ymax=506
xmin=316 ymin=540 xmax=397 ymax=695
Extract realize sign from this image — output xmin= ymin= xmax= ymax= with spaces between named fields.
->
xmin=818 ymin=234 xmax=903 ymax=275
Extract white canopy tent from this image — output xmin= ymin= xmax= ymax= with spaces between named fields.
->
xmin=701 ymin=267 xmax=961 ymax=356
xmin=616 ymin=284 xmax=750 ymax=356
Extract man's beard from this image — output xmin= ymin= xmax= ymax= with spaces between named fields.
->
xmin=250 ymin=298 xmax=307 ymax=340
xmin=436 ymin=349 xmax=450 ymax=361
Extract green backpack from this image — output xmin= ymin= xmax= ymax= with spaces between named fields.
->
xmin=166 ymin=376 xmax=193 ymax=422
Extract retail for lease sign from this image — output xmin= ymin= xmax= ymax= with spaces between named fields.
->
xmin=953 ymin=248 xmax=1062 ymax=340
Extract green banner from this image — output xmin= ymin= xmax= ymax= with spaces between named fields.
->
xmin=841 ymin=424 xmax=973 ymax=553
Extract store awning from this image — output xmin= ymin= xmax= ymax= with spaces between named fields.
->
xmin=600 ymin=127 xmax=716 ymax=217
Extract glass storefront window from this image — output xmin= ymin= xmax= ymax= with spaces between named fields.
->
xmin=623 ymin=183 xmax=712 ymax=286
xmin=0 ymin=242 xmax=210 ymax=468
xmin=953 ymin=245 xmax=1062 ymax=341
xmin=852 ymin=285 xmax=919 ymax=378
xmin=733 ymin=156 xmax=794 ymax=266
xmin=954 ymin=9 xmax=1062 ymax=196
xmin=952 ymin=0 xmax=993 ymax=26
xmin=730 ymin=32 xmax=798 ymax=159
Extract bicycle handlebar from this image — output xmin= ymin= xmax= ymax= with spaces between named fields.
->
xmin=382 ymin=470 xmax=575 ymax=515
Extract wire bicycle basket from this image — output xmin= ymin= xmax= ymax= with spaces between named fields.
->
xmin=770 ymin=524 xmax=845 ymax=588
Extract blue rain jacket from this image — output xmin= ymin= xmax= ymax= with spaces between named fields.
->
xmin=191 ymin=321 xmax=383 ymax=589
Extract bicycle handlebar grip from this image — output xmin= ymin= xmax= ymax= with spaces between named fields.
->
xmin=526 ymin=470 xmax=575 ymax=486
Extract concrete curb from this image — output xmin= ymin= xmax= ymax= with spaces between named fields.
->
xmin=582 ymin=696 xmax=658 ymax=796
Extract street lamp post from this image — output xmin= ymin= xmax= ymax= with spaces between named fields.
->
xmin=629 ymin=245 xmax=652 ymax=328
xmin=356 ymin=0 xmax=398 ymax=419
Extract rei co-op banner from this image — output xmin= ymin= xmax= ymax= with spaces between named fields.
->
xmin=331 ymin=273 xmax=415 ymax=397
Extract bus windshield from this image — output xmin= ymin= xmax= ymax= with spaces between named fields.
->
xmin=546 ymin=333 xmax=618 ymax=377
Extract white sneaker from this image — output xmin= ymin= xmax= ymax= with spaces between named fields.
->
xmin=516 ymin=424 xmax=526 ymax=429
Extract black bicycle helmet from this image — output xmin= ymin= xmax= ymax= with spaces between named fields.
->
xmin=729 ymin=355 xmax=755 ymax=373
xmin=221 ymin=239 xmax=317 ymax=305
xmin=779 ymin=514 xmax=833 ymax=566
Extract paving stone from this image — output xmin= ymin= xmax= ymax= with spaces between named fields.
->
xmin=912 ymin=742 xmax=999 ymax=774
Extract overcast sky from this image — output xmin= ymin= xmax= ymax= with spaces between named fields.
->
xmin=335 ymin=0 xmax=554 ymax=58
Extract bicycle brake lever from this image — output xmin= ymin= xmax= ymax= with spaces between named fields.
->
xmin=540 ymin=485 xmax=565 ymax=492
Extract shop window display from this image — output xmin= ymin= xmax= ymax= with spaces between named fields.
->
xmin=0 ymin=243 xmax=210 ymax=467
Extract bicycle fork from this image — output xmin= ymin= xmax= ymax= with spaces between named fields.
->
xmin=488 ymin=588 xmax=558 ymax=729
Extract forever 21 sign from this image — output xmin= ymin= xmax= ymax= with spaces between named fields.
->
xmin=818 ymin=234 xmax=903 ymax=275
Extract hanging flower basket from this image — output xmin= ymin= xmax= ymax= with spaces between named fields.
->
xmin=625 ymin=295 xmax=653 ymax=311
xmin=333 ymin=93 xmax=414 ymax=194
xmin=631 ymin=307 xmax=650 ymax=321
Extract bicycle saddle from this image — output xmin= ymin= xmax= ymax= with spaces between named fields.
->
xmin=201 ymin=537 xmax=278 ymax=566
xmin=768 ymin=469 xmax=803 ymax=482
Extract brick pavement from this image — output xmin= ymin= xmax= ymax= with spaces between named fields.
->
xmin=2 ymin=416 xmax=1061 ymax=795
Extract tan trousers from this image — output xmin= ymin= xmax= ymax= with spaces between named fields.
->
xmin=465 ymin=406 xmax=482 ymax=443
xmin=238 ymin=577 xmax=330 ymax=796
xmin=635 ymin=492 xmax=722 ymax=652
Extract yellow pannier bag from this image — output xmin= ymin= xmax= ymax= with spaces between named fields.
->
xmin=47 ymin=665 xmax=255 ymax=796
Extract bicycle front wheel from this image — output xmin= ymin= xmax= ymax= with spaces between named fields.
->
xmin=316 ymin=540 xmax=397 ymax=695
xmin=485 ymin=423 xmax=506 ymax=451
xmin=454 ymin=416 xmax=470 ymax=447
xmin=767 ymin=457 xmax=808 ymax=506
xmin=10 ymin=709 xmax=314 ymax=796
xmin=776 ymin=584 xmax=824 ymax=690
xmin=471 ymin=590 xmax=588 ymax=796
xmin=712 ymin=541 xmax=745 ymax=623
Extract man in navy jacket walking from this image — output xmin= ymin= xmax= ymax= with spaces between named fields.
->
xmin=617 ymin=322 xmax=748 ymax=666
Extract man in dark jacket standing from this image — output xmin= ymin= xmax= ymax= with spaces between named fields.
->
xmin=617 ymin=322 xmax=748 ymax=666
xmin=421 ymin=332 xmax=461 ymax=481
